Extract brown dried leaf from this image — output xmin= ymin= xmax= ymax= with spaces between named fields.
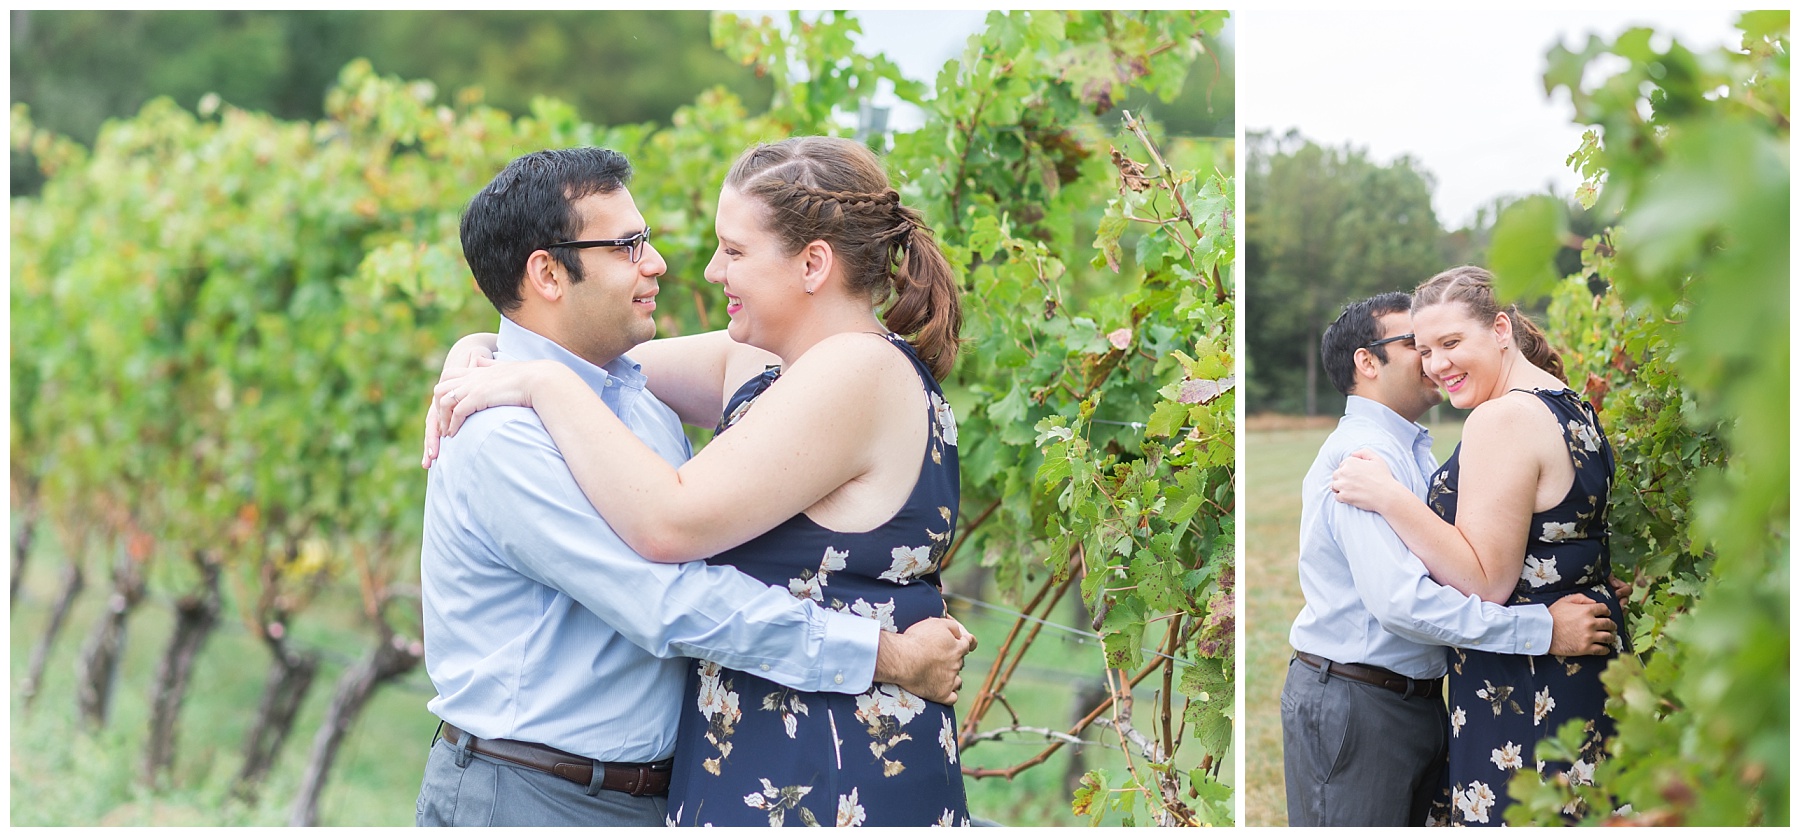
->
xmin=1110 ymin=147 xmax=1154 ymax=192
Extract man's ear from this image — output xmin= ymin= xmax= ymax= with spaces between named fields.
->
xmin=799 ymin=239 xmax=835 ymax=296
xmin=1351 ymin=346 xmax=1381 ymax=382
xmin=522 ymin=249 xmax=564 ymax=303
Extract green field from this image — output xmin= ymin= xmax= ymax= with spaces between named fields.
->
xmin=10 ymin=550 xmax=1212 ymax=826
xmin=1243 ymin=421 xmax=1461 ymax=827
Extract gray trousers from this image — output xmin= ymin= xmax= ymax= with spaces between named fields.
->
xmin=416 ymin=733 xmax=667 ymax=826
xmin=1280 ymin=655 xmax=1447 ymax=827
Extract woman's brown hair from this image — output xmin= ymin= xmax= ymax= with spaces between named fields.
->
xmin=1413 ymin=265 xmax=1566 ymax=383
xmin=724 ymin=137 xmax=962 ymax=379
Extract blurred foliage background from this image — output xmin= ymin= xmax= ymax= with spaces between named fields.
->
xmin=9 ymin=10 xmax=773 ymax=194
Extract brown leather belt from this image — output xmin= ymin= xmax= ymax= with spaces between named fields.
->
xmin=1295 ymin=650 xmax=1441 ymax=699
xmin=440 ymin=723 xmax=671 ymax=796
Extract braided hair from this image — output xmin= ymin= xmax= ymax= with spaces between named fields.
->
xmin=724 ymin=137 xmax=962 ymax=379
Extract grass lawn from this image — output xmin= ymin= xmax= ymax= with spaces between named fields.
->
xmin=1243 ymin=420 xmax=1461 ymax=826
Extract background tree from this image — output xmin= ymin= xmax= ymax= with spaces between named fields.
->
xmin=1243 ymin=130 xmax=1443 ymax=416
xmin=9 ymin=10 xmax=772 ymax=195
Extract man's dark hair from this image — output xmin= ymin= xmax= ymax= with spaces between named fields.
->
xmin=460 ymin=148 xmax=633 ymax=314
xmin=1321 ymin=292 xmax=1413 ymax=396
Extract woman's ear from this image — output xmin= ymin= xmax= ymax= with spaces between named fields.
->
xmin=799 ymin=239 xmax=835 ymax=296
xmin=1492 ymin=309 xmax=1513 ymax=349
xmin=523 ymin=249 xmax=564 ymax=303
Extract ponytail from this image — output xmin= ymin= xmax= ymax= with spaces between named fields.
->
xmin=1506 ymin=304 xmax=1566 ymax=383
xmin=881 ymin=214 xmax=962 ymax=380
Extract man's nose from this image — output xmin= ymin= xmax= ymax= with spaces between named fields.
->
xmin=640 ymin=243 xmax=668 ymax=276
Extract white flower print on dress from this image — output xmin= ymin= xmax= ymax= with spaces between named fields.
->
xmin=697 ymin=662 xmax=743 ymax=726
xmin=1450 ymin=706 xmax=1467 ymax=738
xmin=855 ymin=684 xmax=925 ymax=776
xmin=696 ymin=661 xmax=744 ymax=774
xmin=1476 ymin=680 xmax=1519 ymax=716
xmin=1568 ymin=419 xmax=1601 ymax=452
xmin=856 ymin=684 xmax=926 ymax=727
xmin=939 ymin=714 xmax=959 ymax=764
xmin=836 ymin=787 xmax=867 ymax=827
xmin=743 ymin=778 xmax=815 ymax=827
xmin=1491 ymin=741 xmax=1523 ymax=771
xmin=934 ymin=810 xmax=956 ymax=827
xmin=761 ymin=691 xmax=811 ymax=739
xmin=930 ymin=391 xmax=959 ymax=447
xmin=789 ymin=547 xmax=850 ymax=602
xmin=1542 ymin=520 xmax=1580 ymax=542
xmin=881 ymin=545 xmax=935 ymax=584
xmin=1456 ymin=781 xmax=1497 ymax=824
xmin=848 ymin=598 xmax=899 ymax=633
xmin=789 ymin=575 xmax=823 ymax=602
xmin=1534 ymin=686 xmax=1556 ymax=725
xmin=1569 ymin=758 xmax=1595 ymax=786
xmin=1522 ymin=555 xmax=1562 ymax=587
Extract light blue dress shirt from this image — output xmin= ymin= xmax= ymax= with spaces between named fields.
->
xmin=1288 ymin=395 xmax=1553 ymax=679
xmin=421 ymin=318 xmax=881 ymax=763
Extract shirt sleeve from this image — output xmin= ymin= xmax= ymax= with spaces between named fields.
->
xmin=466 ymin=416 xmax=881 ymax=693
xmin=1328 ymin=450 xmax=1554 ymax=655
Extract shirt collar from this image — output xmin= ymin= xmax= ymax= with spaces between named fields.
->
xmin=1345 ymin=394 xmax=1432 ymax=449
xmin=494 ymin=317 xmax=647 ymax=408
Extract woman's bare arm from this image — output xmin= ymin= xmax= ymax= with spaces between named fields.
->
xmin=627 ymin=330 xmax=778 ymax=428
xmin=1332 ymin=397 xmax=1547 ymax=602
xmin=437 ymin=332 xmax=904 ymax=563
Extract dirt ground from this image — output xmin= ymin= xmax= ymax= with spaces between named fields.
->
xmin=1244 ymin=413 xmax=1337 ymax=432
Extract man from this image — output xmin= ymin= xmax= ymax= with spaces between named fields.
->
xmin=416 ymin=148 xmax=972 ymax=826
xmin=1281 ymin=292 xmax=1616 ymax=827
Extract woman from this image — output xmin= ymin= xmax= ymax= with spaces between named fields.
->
xmin=429 ymin=137 xmax=970 ymax=826
xmin=1329 ymin=266 xmax=1622 ymax=826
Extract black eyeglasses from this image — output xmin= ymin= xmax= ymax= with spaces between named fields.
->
xmin=1365 ymin=332 xmax=1414 ymax=349
xmin=546 ymin=227 xmax=652 ymax=264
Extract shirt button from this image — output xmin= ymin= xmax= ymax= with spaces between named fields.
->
xmin=833 ymin=673 xmax=844 ymax=685
xmin=1526 ymin=642 xmax=1534 ymax=650
xmin=760 ymin=664 xmax=771 ymax=671
xmin=604 ymin=379 xmax=614 ymax=387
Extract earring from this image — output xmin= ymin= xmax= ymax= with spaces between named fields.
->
xmin=805 ymin=287 xmax=815 ymax=296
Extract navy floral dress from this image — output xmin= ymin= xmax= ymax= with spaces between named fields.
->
xmin=1429 ymin=389 xmax=1622 ymax=826
xmin=666 ymin=334 xmax=969 ymax=827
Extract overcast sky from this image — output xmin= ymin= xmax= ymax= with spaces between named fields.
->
xmin=727 ymin=9 xmax=989 ymax=132
xmin=1237 ymin=9 xmax=1743 ymax=228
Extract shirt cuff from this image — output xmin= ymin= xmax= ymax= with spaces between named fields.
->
xmin=815 ymin=608 xmax=880 ymax=693
xmin=1513 ymin=604 xmax=1555 ymax=655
